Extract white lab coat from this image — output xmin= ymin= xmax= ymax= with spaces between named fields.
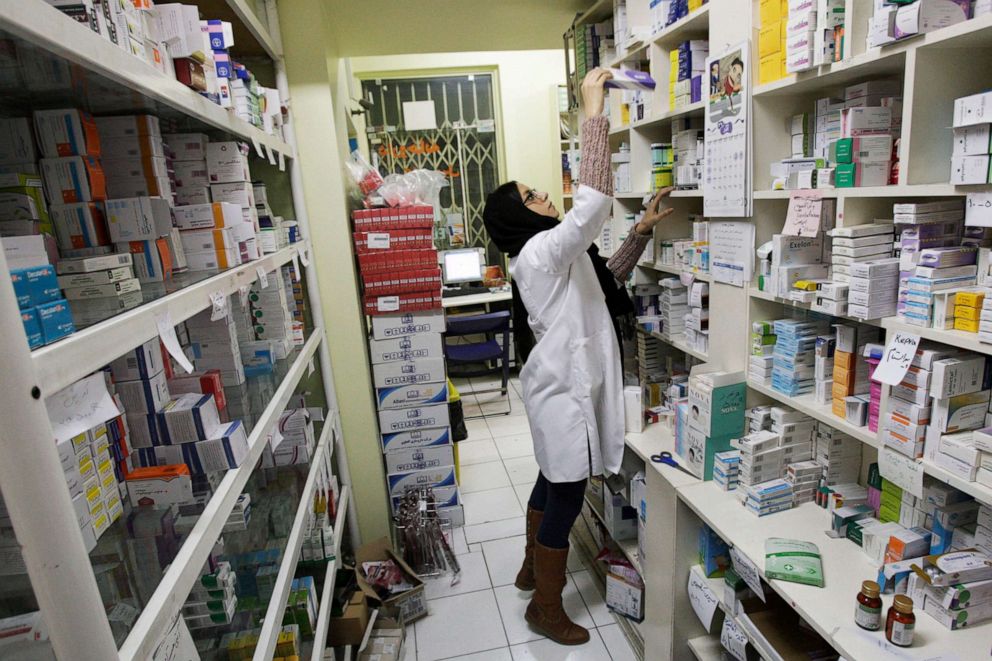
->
xmin=510 ymin=184 xmax=624 ymax=483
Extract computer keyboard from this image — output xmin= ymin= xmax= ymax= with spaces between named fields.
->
xmin=442 ymin=286 xmax=492 ymax=298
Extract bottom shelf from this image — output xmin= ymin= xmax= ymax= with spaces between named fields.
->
xmin=687 ymin=635 xmax=724 ymax=661
xmin=583 ymin=492 xmax=642 ymax=575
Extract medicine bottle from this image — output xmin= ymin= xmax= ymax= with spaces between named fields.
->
xmin=885 ymin=594 xmax=915 ymax=647
xmin=854 ymin=580 xmax=882 ymax=631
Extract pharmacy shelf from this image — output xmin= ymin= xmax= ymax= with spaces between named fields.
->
xmin=678 ymin=482 xmax=992 ymax=660
xmin=0 ymin=0 xmax=293 ymax=158
xmin=616 ymin=191 xmax=654 ymax=200
xmin=32 ymin=244 xmax=303 ymax=394
xmin=922 ymin=459 xmax=992 ymax=507
xmin=747 ymin=288 xmax=883 ymax=328
xmin=746 ymin=378 xmax=880 ymax=448
xmin=752 ymin=183 xmax=962 ymax=200
xmin=626 ymin=423 xmax=701 ymax=490
xmin=670 ymin=188 xmax=704 ymax=197
xmin=687 ymin=635 xmax=723 ymax=661
xmin=585 ymin=491 xmax=642 ymax=574
xmin=254 ymin=420 xmax=338 ymax=659
xmin=647 ymin=261 xmax=712 ymax=282
xmin=632 ymin=100 xmax=707 ymax=132
xmin=881 ymin=316 xmax=992 ymax=358
xmin=650 ymin=329 xmax=709 ymax=361
xmin=608 ymin=42 xmax=649 ymax=69
xmin=197 ymin=0 xmax=281 ymax=58
xmin=651 ymin=5 xmax=710 ymax=50
xmin=575 ymin=0 xmax=613 ymax=26
xmin=119 ymin=332 xmax=324 ymax=661
xmin=305 ymin=485 xmax=350 ymax=661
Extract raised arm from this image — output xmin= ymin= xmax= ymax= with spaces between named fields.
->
xmin=606 ymin=187 xmax=676 ymax=281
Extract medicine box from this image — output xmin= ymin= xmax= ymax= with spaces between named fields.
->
xmin=56 ymin=252 xmax=132 ymax=274
xmin=157 ymin=393 xmax=221 ymax=444
xmin=10 ymin=264 xmax=58 ymax=309
xmin=383 ymin=445 xmax=455 ymax=474
xmin=106 ymin=197 xmax=172 ymax=242
xmin=21 ymin=307 xmax=41 ymax=348
xmin=126 ymin=464 xmax=193 ymax=507
xmin=772 ymin=234 xmax=823 ymax=266
xmin=164 ymin=133 xmax=209 ymax=161
xmin=953 ymin=124 xmax=992 ymax=156
xmin=376 ymin=382 xmax=449 ymax=410
xmin=118 ymin=237 xmax=173 ymax=282
xmin=380 ymin=427 xmax=451 ymax=453
xmin=62 ymin=278 xmax=141 ymax=300
xmin=40 ymin=156 xmax=106 ymax=203
xmin=36 ymin=299 xmax=74 ymax=343
xmin=115 ymin=369 xmax=170 ymax=414
xmin=50 ymin=202 xmax=110 ymax=250
xmin=930 ymin=356 xmax=989 ymax=398
xmin=386 ymin=465 xmax=457 ymax=498
xmin=205 ymin=141 xmax=250 ymax=184
xmin=33 ymin=109 xmax=100 ymax=158
xmin=951 ymin=155 xmax=991 ymax=185
xmin=109 ymin=338 xmax=165 ymax=381
xmin=56 ymin=266 xmax=134 ymax=289
xmin=378 ymin=403 xmax=450 ymax=435
xmin=370 ymin=311 xmax=445 ymax=340
xmin=840 ymin=107 xmax=891 ymax=137
xmin=368 ymin=333 xmax=444 ymax=364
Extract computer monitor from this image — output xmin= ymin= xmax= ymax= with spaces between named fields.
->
xmin=441 ymin=248 xmax=484 ymax=285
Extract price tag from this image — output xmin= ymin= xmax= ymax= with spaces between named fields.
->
xmin=308 ymin=359 xmax=316 ymax=379
xmin=679 ymin=271 xmax=695 ymax=287
xmin=367 ymin=232 xmax=391 ymax=250
xmin=730 ymin=547 xmax=765 ymax=603
xmin=269 ymin=427 xmax=284 ymax=450
xmin=966 ymin=193 xmax=992 ymax=227
xmin=278 ymin=150 xmax=286 ymax=172
xmin=720 ymin=617 xmax=748 ymax=661
xmin=291 ymin=253 xmax=301 ymax=282
xmin=872 ymin=331 xmax=921 ymax=386
xmin=45 ymin=373 xmax=121 ymax=443
xmin=299 ymin=246 xmax=311 ymax=267
xmin=256 ymin=266 xmax=269 ymax=289
xmin=209 ymin=291 xmax=229 ymax=321
xmin=238 ymin=285 xmax=250 ymax=307
xmin=378 ymin=296 xmax=400 ymax=312
xmin=266 ymin=144 xmax=277 ymax=166
xmin=156 ymin=311 xmax=194 ymax=374
xmin=879 ymin=447 xmax=924 ymax=499
xmin=783 ymin=191 xmax=824 ymax=237
xmin=251 ymin=135 xmax=264 ymax=158
xmin=687 ymin=565 xmax=721 ymax=631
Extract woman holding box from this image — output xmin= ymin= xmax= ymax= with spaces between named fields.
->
xmin=482 ymin=68 xmax=673 ymax=645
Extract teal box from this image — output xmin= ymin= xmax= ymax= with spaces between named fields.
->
xmin=21 ymin=308 xmax=42 ymax=349
xmin=10 ymin=264 xmax=59 ymax=309
xmin=699 ymin=525 xmax=730 ymax=577
xmin=688 ymin=380 xmax=746 ymax=439
xmin=677 ymin=425 xmax=738 ymax=481
xmin=36 ymin=298 xmax=75 ymax=344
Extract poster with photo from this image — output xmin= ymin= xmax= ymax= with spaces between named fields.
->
xmin=704 ymin=42 xmax=751 ymax=218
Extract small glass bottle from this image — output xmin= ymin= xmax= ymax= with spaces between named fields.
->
xmin=885 ymin=594 xmax=916 ymax=647
xmin=854 ymin=580 xmax=883 ymax=631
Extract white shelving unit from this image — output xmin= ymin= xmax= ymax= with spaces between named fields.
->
xmin=0 ymin=1 xmax=356 ymax=659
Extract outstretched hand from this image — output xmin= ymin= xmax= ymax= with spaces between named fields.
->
xmin=635 ymin=187 xmax=676 ymax=235
xmin=581 ymin=68 xmax=612 ymax=118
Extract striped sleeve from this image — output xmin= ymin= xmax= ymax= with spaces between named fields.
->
xmin=578 ymin=116 xmax=612 ymax=197
xmin=607 ymin=230 xmax=652 ymax=282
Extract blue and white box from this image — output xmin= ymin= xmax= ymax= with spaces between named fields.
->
xmin=115 ymin=369 xmax=170 ymax=414
xmin=378 ymin=403 xmax=450 ymax=434
xmin=108 ymin=337 xmax=164 ymax=381
xmin=377 ymin=382 xmax=448 ymax=410
xmin=157 ymin=393 xmax=221 ymax=444
xmin=384 ymin=444 xmax=456 ymax=474
xmin=387 ymin=465 xmax=457 ymax=498
xmin=381 ymin=427 xmax=451 ymax=453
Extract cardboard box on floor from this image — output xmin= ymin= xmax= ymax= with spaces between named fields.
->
xmin=326 ymin=590 xmax=370 ymax=648
xmin=358 ymin=609 xmax=406 ymax=661
xmin=355 ymin=537 xmax=428 ymax=624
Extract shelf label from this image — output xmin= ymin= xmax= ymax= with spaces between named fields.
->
xmin=879 ymin=447 xmax=924 ymax=499
xmin=209 ymin=291 xmax=229 ymax=321
xmin=367 ymin=233 xmax=391 ymax=250
xmin=730 ymin=547 xmax=765 ymax=602
xmin=378 ymin=296 xmax=400 ymax=312
xmin=156 ymin=311 xmax=194 ymax=374
xmin=278 ymin=150 xmax=286 ymax=172
xmin=291 ymin=253 xmax=302 ymax=282
xmin=299 ymin=246 xmax=311 ymax=267
xmin=966 ymin=192 xmax=992 ymax=227
xmin=720 ymin=616 xmax=748 ymax=661
xmin=256 ymin=266 xmax=269 ymax=289
xmin=308 ymin=359 xmax=316 ymax=379
xmin=688 ymin=565 xmax=721 ymax=631
xmin=783 ymin=191 xmax=823 ymax=237
xmin=238 ymin=285 xmax=250 ymax=308
xmin=251 ymin=135 xmax=264 ymax=158
xmin=46 ymin=372 xmax=121 ymax=443
xmin=266 ymin=144 xmax=277 ymax=166
xmin=152 ymin=613 xmax=196 ymax=661
xmin=873 ymin=331 xmax=921 ymax=386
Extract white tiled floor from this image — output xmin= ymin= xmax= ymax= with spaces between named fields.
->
xmin=405 ymin=376 xmax=636 ymax=661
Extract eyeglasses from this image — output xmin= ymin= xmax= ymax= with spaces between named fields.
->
xmin=523 ymin=189 xmax=547 ymax=206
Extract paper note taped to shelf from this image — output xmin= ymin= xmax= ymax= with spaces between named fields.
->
xmin=730 ymin=547 xmax=765 ymax=602
xmin=966 ymin=193 xmax=992 ymax=227
xmin=46 ymin=372 xmax=121 ymax=443
xmin=209 ymin=291 xmax=229 ymax=321
xmin=256 ymin=267 xmax=269 ymax=289
xmin=720 ymin=616 xmax=748 ymax=661
xmin=239 ymin=285 xmax=250 ymax=307
xmin=251 ymin=135 xmax=264 ymax=158
xmin=688 ymin=565 xmax=721 ymax=631
xmin=291 ymin=253 xmax=301 ymax=282
xmin=783 ymin=191 xmax=823 ymax=237
xmin=299 ymin=246 xmax=311 ymax=267
xmin=156 ymin=311 xmax=194 ymax=374
xmin=278 ymin=151 xmax=285 ymax=172
xmin=872 ymin=331 xmax=921 ymax=386
xmin=266 ymin=144 xmax=277 ymax=166
xmin=152 ymin=612 xmax=197 ymax=661
xmin=879 ymin=448 xmax=924 ymax=498
xmin=711 ymin=220 xmax=754 ymax=287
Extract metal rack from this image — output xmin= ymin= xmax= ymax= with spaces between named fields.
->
xmin=0 ymin=1 xmax=357 ymax=658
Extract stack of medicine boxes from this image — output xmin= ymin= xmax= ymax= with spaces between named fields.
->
xmin=13 ymin=254 xmax=74 ymax=349
xmin=750 ymin=321 xmax=776 ymax=386
xmin=659 ymin=277 xmax=687 ymax=345
xmin=832 ymin=324 xmax=876 ymax=426
xmin=772 ymin=317 xmax=829 ymax=397
xmin=685 ymin=281 xmax=708 ymax=355
xmin=166 ymin=132 xmax=212 ymax=206
xmin=56 ymin=252 xmax=141 ymax=327
xmin=676 ymin=366 xmax=746 ymax=481
xmin=757 ymin=0 xmax=787 ymax=84
xmin=96 ymin=115 xmax=171 ymax=200
xmin=951 ymin=91 xmax=992 ymax=185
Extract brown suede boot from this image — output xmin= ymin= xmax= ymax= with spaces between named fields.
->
xmin=525 ymin=542 xmax=590 ymax=645
xmin=515 ymin=507 xmax=543 ymax=590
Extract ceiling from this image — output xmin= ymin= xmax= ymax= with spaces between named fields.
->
xmin=326 ymin=0 xmax=590 ymax=56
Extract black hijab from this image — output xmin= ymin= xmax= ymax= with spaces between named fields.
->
xmin=482 ymin=181 xmax=634 ymax=363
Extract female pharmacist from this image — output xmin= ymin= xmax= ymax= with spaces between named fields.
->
xmin=483 ymin=68 xmax=673 ymax=646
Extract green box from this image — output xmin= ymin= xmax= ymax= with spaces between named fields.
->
xmin=834 ymin=162 xmax=857 ymax=188
xmin=0 ymin=173 xmax=50 ymax=233
xmin=678 ymin=426 xmax=738 ymax=481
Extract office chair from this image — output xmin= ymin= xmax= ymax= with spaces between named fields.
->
xmin=443 ymin=311 xmax=511 ymax=418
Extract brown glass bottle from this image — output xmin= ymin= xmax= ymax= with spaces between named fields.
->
xmin=885 ymin=594 xmax=915 ymax=647
xmin=854 ymin=580 xmax=882 ymax=631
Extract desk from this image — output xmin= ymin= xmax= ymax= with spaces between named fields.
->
xmin=441 ymin=289 xmax=513 ymax=309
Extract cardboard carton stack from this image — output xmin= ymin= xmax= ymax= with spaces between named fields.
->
xmin=830 ymin=323 xmax=877 ymax=426
xmin=370 ymin=312 xmax=462 ymax=527
xmin=828 ymin=222 xmax=894 ymax=283
xmin=675 ymin=367 xmax=746 ymax=480
xmin=951 ymin=91 xmax=992 ymax=184
xmin=672 ymin=40 xmax=707 ymax=109
xmin=658 ymin=277 xmax=688 ymax=344
xmin=758 ymin=0 xmax=787 ymax=84
xmin=814 ymin=421 xmax=861 ymax=485
xmin=165 ymin=132 xmax=211 ymax=206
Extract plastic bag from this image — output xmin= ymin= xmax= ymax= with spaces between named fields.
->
xmin=378 ymin=169 xmax=447 ymax=207
xmin=345 ymin=150 xmax=384 ymax=195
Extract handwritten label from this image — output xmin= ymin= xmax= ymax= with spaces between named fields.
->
xmin=209 ymin=291 xmax=229 ymax=321
xmin=156 ymin=311 xmax=194 ymax=374
xmin=688 ymin=565 xmax=721 ymax=631
xmin=46 ymin=373 xmax=121 ymax=443
xmin=152 ymin=613 xmax=196 ymax=661
xmin=238 ymin=285 xmax=250 ymax=308
xmin=278 ymin=150 xmax=286 ymax=172
xmin=265 ymin=144 xmax=277 ymax=166
xmin=251 ymin=135 xmax=264 ymax=158
xmin=784 ymin=192 xmax=823 ymax=237
xmin=730 ymin=547 xmax=765 ymax=602
xmin=299 ymin=247 xmax=311 ymax=267
xmin=879 ymin=447 xmax=924 ymax=499
xmin=873 ymin=331 xmax=921 ymax=386
xmin=291 ymin=253 xmax=301 ymax=282
xmin=256 ymin=266 xmax=269 ymax=289
xmin=367 ymin=233 xmax=391 ymax=250
xmin=720 ymin=616 xmax=748 ymax=661
xmin=378 ymin=296 xmax=400 ymax=312
xmin=966 ymin=193 xmax=992 ymax=228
